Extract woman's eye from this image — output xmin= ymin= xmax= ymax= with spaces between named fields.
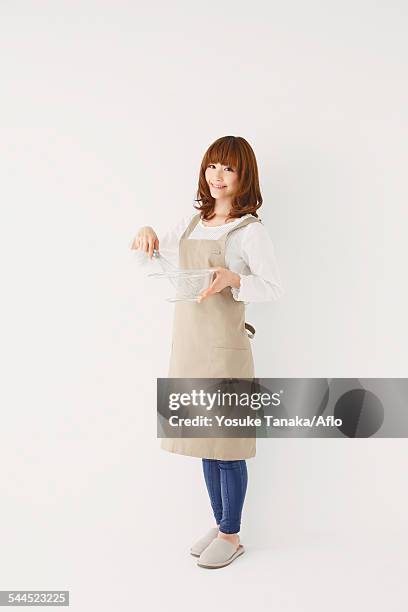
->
xmin=208 ymin=164 xmax=234 ymax=171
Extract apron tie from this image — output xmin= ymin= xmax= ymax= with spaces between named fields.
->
xmin=245 ymin=322 xmax=256 ymax=339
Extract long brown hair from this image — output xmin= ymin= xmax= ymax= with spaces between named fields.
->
xmin=194 ymin=135 xmax=263 ymax=222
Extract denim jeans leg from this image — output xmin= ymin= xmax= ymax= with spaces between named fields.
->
xmin=218 ymin=460 xmax=248 ymax=534
xmin=202 ymin=459 xmax=223 ymax=525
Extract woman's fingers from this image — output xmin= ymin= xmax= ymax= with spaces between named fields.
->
xmin=137 ymin=236 xmax=155 ymax=257
xmin=197 ymin=268 xmax=232 ymax=302
xmin=148 ymin=237 xmax=155 ymax=258
xmin=130 ymin=226 xmax=158 ymax=253
xmin=197 ymin=276 xmax=219 ymax=302
xmin=130 ymin=236 xmax=140 ymax=250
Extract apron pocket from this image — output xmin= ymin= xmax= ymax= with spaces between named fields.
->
xmin=209 ymin=346 xmax=254 ymax=378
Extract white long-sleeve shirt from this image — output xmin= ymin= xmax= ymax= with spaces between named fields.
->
xmin=133 ymin=211 xmax=284 ymax=305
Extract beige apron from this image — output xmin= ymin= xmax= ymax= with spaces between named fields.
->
xmin=160 ymin=213 xmax=261 ymax=460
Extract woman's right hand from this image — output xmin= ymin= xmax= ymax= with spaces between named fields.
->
xmin=130 ymin=226 xmax=159 ymax=258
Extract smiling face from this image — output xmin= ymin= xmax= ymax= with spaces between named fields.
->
xmin=205 ymin=162 xmax=239 ymax=201
xmin=197 ymin=136 xmax=262 ymax=221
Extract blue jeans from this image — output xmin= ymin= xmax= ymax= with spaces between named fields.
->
xmin=202 ymin=459 xmax=248 ymax=534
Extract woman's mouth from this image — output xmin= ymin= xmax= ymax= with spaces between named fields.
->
xmin=211 ymin=183 xmax=226 ymax=190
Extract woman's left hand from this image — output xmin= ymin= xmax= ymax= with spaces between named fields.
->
xmin=197 ymin=267 xmax=240 ymax=303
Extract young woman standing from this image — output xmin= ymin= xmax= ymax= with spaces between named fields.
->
xmin=131 ymin=136 xmax=284 ymax=568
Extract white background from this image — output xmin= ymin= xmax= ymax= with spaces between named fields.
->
xmin=1 ymin=1 xmax=407 ymax=610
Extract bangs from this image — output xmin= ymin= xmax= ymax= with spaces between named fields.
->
xmin=204 ymin=137 xmax=241 ymax=171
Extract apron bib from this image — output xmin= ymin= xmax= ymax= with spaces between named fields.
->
xmin=161 ymin=213 xmax=261 ymax=460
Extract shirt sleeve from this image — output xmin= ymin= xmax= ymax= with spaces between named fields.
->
xmin=230 ymin=221 xmax=285 ymax=303
xmin=131 ymin=212 xmax=196 ymax=269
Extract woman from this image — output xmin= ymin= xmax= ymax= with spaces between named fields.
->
xmin=131 ymin=135 xmax=284 ymax=569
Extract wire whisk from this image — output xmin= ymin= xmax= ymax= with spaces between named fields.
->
xmin=152 ymin=248 xmax=198 ymax=292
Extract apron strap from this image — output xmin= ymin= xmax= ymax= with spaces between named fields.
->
xmin=181 ymin=213 xmax=201 ymax=240
xmin=221 ymin=215 xmax=262 ymax=244
xmin=245 ymin=322 xmax=256 ymax=339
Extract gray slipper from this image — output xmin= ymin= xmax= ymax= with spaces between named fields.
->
xmin=197 ymin=538 xmax=245 ymax=569
xmin=190 ymin=527 xmax=219 ymax=557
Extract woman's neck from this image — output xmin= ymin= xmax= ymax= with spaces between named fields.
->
xmin=213 ymin=201 xmax=232 ymax=218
